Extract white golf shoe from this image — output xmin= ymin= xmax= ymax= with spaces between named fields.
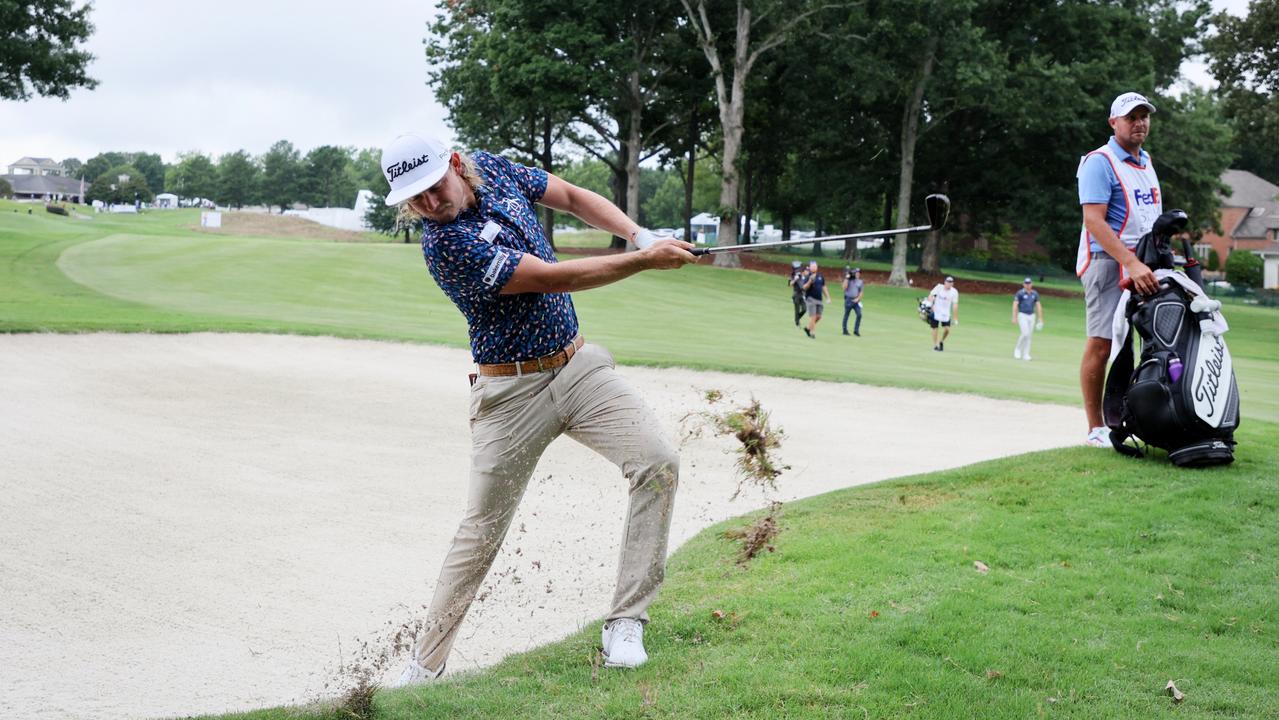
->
xmin=1084 ymin=426 xmax=1111 ymax=448
xmin=392 ymin=657 xmax=445 ymax=688
xmin=1013 ymin=350 xmax=1022 ymax=360
xmin=601 ymin=618 xmax=648 ymax=669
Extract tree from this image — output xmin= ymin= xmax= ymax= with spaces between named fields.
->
xmin=86 ymin=165 xmax=152 ymax=205
xmin=1206 ymin=0 xmax=1279 ymax=182
xmin=680 ymin=0 xmax=835 ymax=267
xmin=0 ymin=0 xmax=96 ymax=100
xmin=427 ymin=0 xmax=585 ymax=246
xmin=82 ymin=152 xmax=126 ymax=185
xmin=217 ymin=150 xmax=260 ymax=209
xmin=60 ymin=157 xmax=82 ymax=176
xmin=0 ymin=177 xmax=11 ymax=198
xmin=301 ymin=145 xmax=355 ymax=208
xmin=166 ymin=152 xmax=218 ymax=202
xmin=1225 ymin=249 xmax=1263 ymax=288
xmin=1145 ymin=88 xmax=1233 ymax=237
xmin=130 ymin=152 xmax=165 ymax=194
xmin=260 ymin=140 xmax=302 ymax=213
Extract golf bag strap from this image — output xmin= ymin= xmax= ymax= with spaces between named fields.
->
xmin=1103 ymin=306 xmax=1143 ymax=458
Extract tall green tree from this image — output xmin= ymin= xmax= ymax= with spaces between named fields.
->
xmin=82 ymin=152 xmax=126 ymax=185
xmin=0 ymin=0 xmax=96 ymax=100
xmin=130 ymin=152 xmax=165 ymax=194
xmin=1145 ymin=88 xmax=1233 ymax=236
xmin=260 ymin=140 xmax=302 ymax=213
xmin=428 ymin=0 xmax=584 ymax=245
xmin=1206 ymin=0 xmax=1279 ymax=182
xmin=217 ymin=150 xmax=260 ymax=209
xmin=86 ymin=164 xmax=152 ymax=205
xmin=679 ymin=0 xmax=836 ymax=267
xmin=166 ymin=152 xmax=218 ymax=202
xmin=301 ymin=145 xmax=355 ymax=208
xmin=60 ymin=157 xmax=82 ymax=176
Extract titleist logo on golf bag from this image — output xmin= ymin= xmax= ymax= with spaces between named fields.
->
xmin=1103 ymin=209 xmax=1240 ymax=468
xmin=386 ymin=154 xmax=432 ymax=182
xmin=1193 ymin=334 xmax=1230 ymax=425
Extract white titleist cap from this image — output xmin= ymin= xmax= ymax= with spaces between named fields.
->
xmin=381 ymin=133 xmax=451 ymax=206
xmin=1110 ymin=92 xmax=1156 ymax=119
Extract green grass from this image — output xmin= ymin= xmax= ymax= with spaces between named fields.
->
xmin=6 ymin=209 xmax=1276 ymax=421
xmin=6 ymin=206 xmax=1278 ymax=718
xmin=205 ymin=422 xmax=1279 ymax=720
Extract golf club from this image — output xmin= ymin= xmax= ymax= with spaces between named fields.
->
xmin=690 ymin=194 xmax=950 ymax=256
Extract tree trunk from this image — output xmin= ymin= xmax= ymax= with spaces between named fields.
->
xmin=919 ymin=230 xmax=940 ymax=273
xmin=683 ymin=108 xmax=698 ymax=244
xmin=740 ymin=156 xmax=753 ymax=244
xmin=624 ymin=70 xmax=644 ymax=247
xmin=541 ymin=114 xmax=556 ymax=250
xmin=888 ymin=36 xmax=937 ymax=288
xmin=609 ymin=147 xmax=629 ymax=250
xmin=781 ymin=212 xmax=792 ymax=243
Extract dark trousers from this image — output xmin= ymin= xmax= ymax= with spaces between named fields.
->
xmin=842 ymin=299 xmax=862 ymax=334
xmin=793 ymin=294 xmax=806 ymax=325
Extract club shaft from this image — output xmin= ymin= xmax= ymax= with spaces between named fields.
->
xmin=696 ymin=223 xmax=934 ymax=255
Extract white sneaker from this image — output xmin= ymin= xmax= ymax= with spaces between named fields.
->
xmin=1023 ymin=355 xmax=1032 ymax=362
xmin=601 ymin=618 xmax=648 ymax=669
xmin=1013 ymin=350 xmax=1022 ymax=360
xmin=1084 ymin=426 xmax=1110 ymax=448
xmin=392 ymin=657 xmax=444 ymax=688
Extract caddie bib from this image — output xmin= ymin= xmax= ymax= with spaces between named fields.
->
xmin=1075 ymin=143 xmax=1161 ymax=277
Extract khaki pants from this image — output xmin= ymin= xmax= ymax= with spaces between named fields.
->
xmin=411 ymin=343 xmax=679 ymax=672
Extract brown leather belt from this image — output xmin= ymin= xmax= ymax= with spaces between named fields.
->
xmin=477 ymin=335 xmax=584 ymax=377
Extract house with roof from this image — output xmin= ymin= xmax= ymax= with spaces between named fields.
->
xmin=1198 ymin=169 xmax=1279 ymax=287
xmin=2 ymin=157 xmax=85 ymax=203
xmin=7 ymin=157 xmax=65 ymax=176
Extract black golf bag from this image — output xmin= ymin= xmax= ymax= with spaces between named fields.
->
xmin=1103 ymin=210 xmax=1241 ymax=467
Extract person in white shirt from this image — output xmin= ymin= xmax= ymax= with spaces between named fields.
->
xmin=928 ymin=276 xmax=959 ymax=351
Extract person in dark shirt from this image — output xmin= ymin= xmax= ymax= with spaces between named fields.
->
xmin=788 ymin=260 xmax=807 ymax=327
xmin=380 ymin=132 xmax=699 ymax=685
xmin=802 ymin=260 xmax=832 ymax=339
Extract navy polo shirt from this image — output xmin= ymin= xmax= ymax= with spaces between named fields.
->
xmin=421 ymin=151 xmax=578 ymax=364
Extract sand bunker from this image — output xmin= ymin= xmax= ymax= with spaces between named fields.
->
xmin=0 ymin=333 xmax=1081 ymax=718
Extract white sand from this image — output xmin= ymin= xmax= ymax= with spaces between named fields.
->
xmin=0 ymin=333 xmax=1082 ymax=719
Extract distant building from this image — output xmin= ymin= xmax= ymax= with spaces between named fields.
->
xmin=0 ymin=173 xmax=85 ymax=203
xmin=7 ymin=157 xmax=65 ymax=176
xmin=2 ymin=156 xmax=83 ymax=202
xmin=1198 ymin=169 xmax=1279 ymax=289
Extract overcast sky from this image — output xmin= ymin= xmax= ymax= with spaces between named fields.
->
xmin=0 ymin=0 xmax=1254 ymax=170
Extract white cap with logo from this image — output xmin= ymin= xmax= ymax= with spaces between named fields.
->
xmin=381 ymin=133 xmax=451 ymax=206
xmin=1109 ymin=92 xmax=1156 ymax=119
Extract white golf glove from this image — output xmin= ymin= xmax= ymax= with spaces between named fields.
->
xmin=632 ymin=228 xmax=659 ymax=250
xmin=1036 ymin=321 xmax=1044 ymax=331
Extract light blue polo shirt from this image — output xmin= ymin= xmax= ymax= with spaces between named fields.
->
xmin=1078 ymin=137 xmax=1151 ymax=252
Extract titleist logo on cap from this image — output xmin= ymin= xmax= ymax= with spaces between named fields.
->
xmin=386 ymin=154 xmax=431 ymax=182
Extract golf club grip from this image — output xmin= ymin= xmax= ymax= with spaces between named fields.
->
xmin=691 ymin=248 xmax=712 ymax=256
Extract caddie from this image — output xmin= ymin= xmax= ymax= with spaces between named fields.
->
xmin=1076 ymin=92 xmax=1161 ymax=448
xmin=381 ymin=133 xmax=698 ymax=685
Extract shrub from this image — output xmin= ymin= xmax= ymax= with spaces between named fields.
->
xmin=1224 ymin=250 xmax=1263 ymax=289
xmin=1207 ymin=248 xmax=1221 ymax=271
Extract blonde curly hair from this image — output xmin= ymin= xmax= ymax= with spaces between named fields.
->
xmin=394 ymin=152 xmax=485 ymax=230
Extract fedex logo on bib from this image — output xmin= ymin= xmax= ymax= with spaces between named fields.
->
xmin=1134 ymin=187 xmax=1160 ymax=206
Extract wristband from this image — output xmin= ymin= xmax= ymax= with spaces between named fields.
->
xmin=632 ymin=228 xmax=658 ymax=250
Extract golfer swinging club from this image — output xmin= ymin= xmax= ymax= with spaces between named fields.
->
xmin=381 ymin=133 xmax=698 ymax=685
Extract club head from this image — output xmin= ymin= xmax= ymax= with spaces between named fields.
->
xmin=925 ymin=194 xmax=950 ymax=230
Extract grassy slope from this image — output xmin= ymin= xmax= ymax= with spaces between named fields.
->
xmin=3 ymin=208 xmax=1277 ymax=421
xmin=5 ymin=205 xmax=1277 ymax=718
xmin=211 ymin=422 xmax=1278 ymax=720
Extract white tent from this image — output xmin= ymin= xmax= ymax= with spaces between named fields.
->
xmin=154 ymin=193 xmax=178 ymax=209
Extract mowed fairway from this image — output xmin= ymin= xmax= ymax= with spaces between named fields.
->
xmin=6 ymin=204 xmax=1278 ymax=421
xmin=4 ymin=205 xmax=1278 ymax=719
